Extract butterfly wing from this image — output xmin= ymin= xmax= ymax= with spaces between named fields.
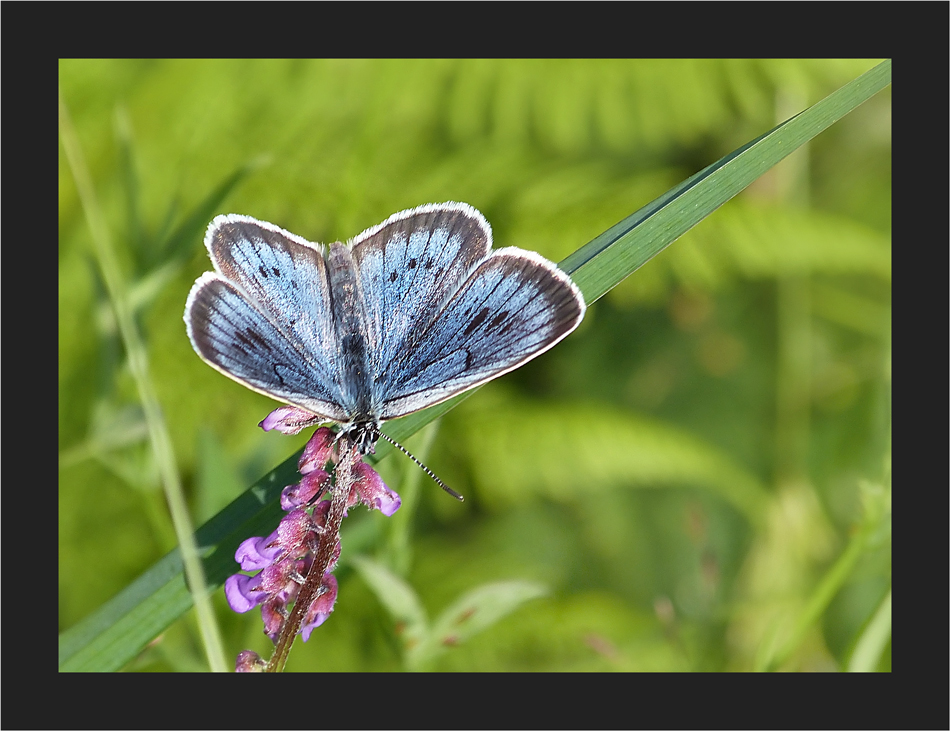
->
xmin=184 ymin=214 xmax=350 ymax=422
xmin=186 ymin=205 xmax=585 ymax=429
xmin=369 ymin=233 xmax=585 ymax=420
xmin=348 ymin=202 xmax=493 ymax=386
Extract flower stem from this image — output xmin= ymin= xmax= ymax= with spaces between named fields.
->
xmin=265 ymin=437 xmax=355 ymax=672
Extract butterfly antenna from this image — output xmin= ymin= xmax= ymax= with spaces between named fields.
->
xmin=379 ymin=432 xmax=464 ymax=501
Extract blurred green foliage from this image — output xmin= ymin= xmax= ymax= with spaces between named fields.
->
xmin=59 ymin=59 xmax=890 ymax=672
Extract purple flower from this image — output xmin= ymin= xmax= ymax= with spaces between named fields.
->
xmin=234 ymin=531 xmax=283 ymax=571
xmin=235 ymin=650 xmax=266 ymax=672
xmin=298 ymin=427 xmax=336 ymax=474
xmin=261 ymin=600 xmax=286 ymax=643
xmin=301 ymin=574 xmax=338 ymax=642
xmin=351 ymin=462 xmax=402 ymax=516
xmin=226 ymin=552 xmax=310 ymax=616
xmin=275 ymin=508 xmax=317 ymax=557
xmin=280 ymin=469 xmax=330 ymax=510
xmin=229 ymin=412 xmax=403 ymax=662
xmin=225 ymin=572 xmax=266 ymax=613
xmin=259 ymin=405 xmax=322 ymax=435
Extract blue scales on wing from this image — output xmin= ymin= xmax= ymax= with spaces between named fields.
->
xmin=340 ymin=203 xmax=585 ymax=420
xmin=186 ymin=215 xmax=350 ymax=422
xmin=349 ymin=203 xmax=491 ymax=386
xmin=377 ymin=246 xmax=585 ymax=419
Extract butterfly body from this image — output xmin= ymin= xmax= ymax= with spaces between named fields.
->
xmin=185 ymin=202 xmax=585 ymax=455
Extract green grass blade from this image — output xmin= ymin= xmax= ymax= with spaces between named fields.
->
xmin=407 ymin=581 xmax=548 ymax=671
xmin=59 ymin=454 xmax=298 ymax=671
xmin=349 ymin=557 xmax=430 ymax=651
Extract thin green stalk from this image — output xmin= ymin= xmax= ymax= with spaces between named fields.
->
xmin=847 ymin=589 xmax=891 ymax=672
xmin=773 ymin=87 xmax=813 ymax=489
xmin=762 ymin=526 xmax=869 ymax=671
xmin=59 ymin=91 xmax=227 ymax=673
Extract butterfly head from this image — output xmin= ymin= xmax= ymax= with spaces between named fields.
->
xmin=341 ymin=419 xmax=382 ymax=455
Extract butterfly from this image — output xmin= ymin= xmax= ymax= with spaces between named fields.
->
xmin=184 ymin=201 xmax=586 ymax=459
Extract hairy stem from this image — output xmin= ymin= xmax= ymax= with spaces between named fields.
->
xmin=266 ymin=437 xmax=355 ymax=672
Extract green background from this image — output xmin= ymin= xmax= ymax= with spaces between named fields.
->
xmin=59 ymin=59 xmax=890 ymax=671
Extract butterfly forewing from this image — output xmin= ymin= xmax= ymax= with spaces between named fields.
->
xmin=206 ymin=216 xmax=342 ymax=375
xmin=350 ymin=203 xmax=491 ymax=384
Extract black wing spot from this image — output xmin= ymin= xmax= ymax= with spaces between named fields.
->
xmin=236 ymin=328 xmax=269 ymax=352
xmin=463 ymin=307 xmax=490 ymax=337
xmin=389 ymin=271 xmax=398 ymax=283
xmin=489 ymin=311 xmax=509 ymax=331
xmin=272 ymin=266 xmax=281 ymax=277
xmin=424 ymin=257 xmax=435 ymax=270
xmin=408 ymin=258 xmax=418 ymax=270
xmin=258 ymin=264 xmax=270 ymax=278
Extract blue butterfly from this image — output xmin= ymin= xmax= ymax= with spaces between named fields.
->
xmin=184 ymin=202 xmax=585 ymax=457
